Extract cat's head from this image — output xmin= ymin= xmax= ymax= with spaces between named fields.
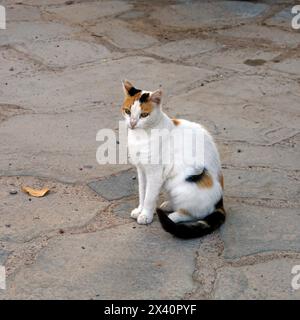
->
xmin=121 ymin=80 xmax=163 ymax=130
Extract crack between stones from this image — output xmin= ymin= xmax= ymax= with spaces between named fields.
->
xmin=185 ymin=237 xmax=300 ymax=300
xmin=2 ymin=199 xmax=132 ymax=278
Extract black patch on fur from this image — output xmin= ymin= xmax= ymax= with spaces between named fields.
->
xmin=157 ymin=197 xmax=225 ymax=239
xmin=185 ymin=168 xmax=207 ymax=183
xmin=215 ymin=197 xmax=224 ymax=210
xmin=139 ymin=93 xmax=150 ymax=104
xmin=128 ymin=86 xmax=141 ymax=97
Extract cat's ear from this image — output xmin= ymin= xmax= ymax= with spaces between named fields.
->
xmin=122 ymin=79 xmax=133 ymax=95
xmin=150 ymin=89 xmax=162 ymax=105
xmin=122 ymin=79 xmax=140 ymax=96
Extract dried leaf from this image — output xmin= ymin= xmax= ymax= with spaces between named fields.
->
xmin=21 ymin=186 xmax=50 ymax=197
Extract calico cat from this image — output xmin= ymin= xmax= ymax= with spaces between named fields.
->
xmin=121 ymin=80 xmax=225 ymax=239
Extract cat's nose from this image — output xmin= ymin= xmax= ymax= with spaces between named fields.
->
xmin=130 ymin=119 xmax=137 ymax=129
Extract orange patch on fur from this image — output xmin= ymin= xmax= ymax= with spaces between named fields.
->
xmin=218 ymin=172 xmax=224 ymax=190
xmin=217 ymin=207 xmax=225 ymax=215
xmin=172 ymin=119 xmax=181 ymax=126
xmin=122 ymin=92 xmax=141 ymax=111
xmin=140 ymin=100 xmax=153 ymax=113
xmin=197 ymin=171 xmax=213 ymax=189
xmin=215 ymin=198 xmax=226 ymax=215
xmin=178 ymin=209 xmax=191 ymax=216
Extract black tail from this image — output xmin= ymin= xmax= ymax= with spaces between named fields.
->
xmin=157 ymin=198 xmax=225 ymax=239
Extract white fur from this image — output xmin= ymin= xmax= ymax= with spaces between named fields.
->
xmin=124 ymin=88 xmax=223 ymax=225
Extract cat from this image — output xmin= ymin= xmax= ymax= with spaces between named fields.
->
xmin=121 ymin=80 xmax=225 ymax=239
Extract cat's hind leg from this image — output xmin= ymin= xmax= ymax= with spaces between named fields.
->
xmin=168 ymin=210 xmax=193 ymax=223
xmin=159 ymin=201 xmax=173 ymax=213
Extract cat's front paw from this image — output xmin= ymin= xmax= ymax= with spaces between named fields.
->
xmin=131 ymin=207 xmax=142 ymax=219
xmin=137 ymin=211 xmax=153 ymax=225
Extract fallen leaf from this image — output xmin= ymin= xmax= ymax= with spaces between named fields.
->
xmin=153 ymin=262 xmax=163 ymax=268
xmin=21 ymin=186 xmax=50 ymax=197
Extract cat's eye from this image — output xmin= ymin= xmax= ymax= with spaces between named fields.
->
xmin=124 ymin=109 xmax=131 ymax=115
xmin=140 ymin=112 xmax=149 ymax=118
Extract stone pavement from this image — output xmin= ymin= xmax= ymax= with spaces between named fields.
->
xmin=0 ymin=0 xmax=299 ymax=299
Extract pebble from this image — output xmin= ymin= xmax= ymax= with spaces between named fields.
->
xmin=9 ymin=190 xmax=18 ymax=195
